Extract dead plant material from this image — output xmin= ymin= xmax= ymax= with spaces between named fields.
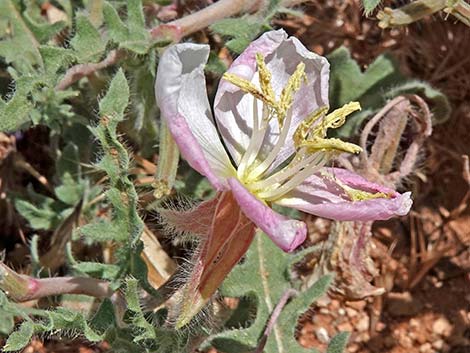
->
xmin=399 ymin=20 xmax=470 ymax=105
xmin=356 ymin=94 xmax=433 ymax=189
xmin=275 ymin=0 xmax=405 ymax=64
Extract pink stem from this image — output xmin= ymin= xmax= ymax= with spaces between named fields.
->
xmin=254 ymin=288 xmax=298 ymax=353
xmin=0 ymin=263 xmax=112 ymax=302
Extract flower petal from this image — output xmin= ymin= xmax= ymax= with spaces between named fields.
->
xmin=275 ymin=168 xmax=412 ymax=221
xmin=214 ymin=29 xmax=330 ymax=169
xmin=155 ymin=43 xmax=234 ymax=189
xmin=228 ymin=178 xmax=306 ymax=252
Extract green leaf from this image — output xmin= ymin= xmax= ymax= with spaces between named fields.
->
xmin=3 ymin=321 xmax=34 ymax=352
xmin=14 ymin=197 xmax=65 ymax=231
xmin=0 ymin=87 xmax=32 ymax=132
xmin=54 ymin=143 xmax=85 ymax=205
xmin=71 ymin=15 xmax=107 ymax=63
xmin=103 ymin=0 xmax=151 ymax=54
xmin=206 ymin=52 xmax=227 ymax=75
xmin=208 ymin=234 xmax=332 ymax=353
xmin=124 ymin=278 xmax=156 ymax=341
xmin=122 ymin=53 xmax=159 ymax=155
xmin=23 ymin=9 xmax=67 ymax=43
xmin=362 ymin=0 xmax=382 ymax=15
xmin=384 ymin=80 xmax=451 ymax=124
xmin=0 ymin=0 xmax=43 ymax=73
xmin=328 ymin=46 xmax=450 ymax=137
xmin=79 ymin=220 xmax=126 ymax=242
xmin=327 ymin=332 xmax=350 ymax=353
xmin=0 ymin=308 xmax=15 ymax=335
xmin=99 ymin=69 xmax=129 ymax=120
xmin=210 ymin=17 xmax=261 ymax=54
xmin=328 ymin=47 xmax=397 ymax=109
xmin=39 ymin=46 xmax=76 ymax=78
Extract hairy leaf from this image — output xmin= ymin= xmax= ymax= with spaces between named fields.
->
xmin=207 ymin=234 xmax=333 ymax=353
xmin=362 ymin=0 xmax=382 ymax=15
xmin=328 ymin=46 xmax=450 ymax=137
xmin=103 ymin=0 xmax=151 ymax=54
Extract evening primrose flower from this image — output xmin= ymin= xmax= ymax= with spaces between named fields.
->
xmin=155 ymin=29 xmax=412 ymax=253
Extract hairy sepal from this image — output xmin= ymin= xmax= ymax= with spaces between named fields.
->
xmin=171 ymin=191 xmax=256 ymax=328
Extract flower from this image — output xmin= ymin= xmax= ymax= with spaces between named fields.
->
xmin=155 ymin=29 xmax=412 ymax=253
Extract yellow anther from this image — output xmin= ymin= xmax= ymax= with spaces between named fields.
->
xmin=340 ymin=183 xmax=390 ymax=202
xmin=255 ymin=53 xmax=275 ymax=104
xmin=299 ymin=137 xmax=362 ymax=154
xmin=294 ymin=105 xmax=329 ymax=146
xmin=311 ymin=101 xmax=361 ymax=137
xmin=222 ymin=73 xmax=276 ymax=107
xmin=294 ymin=101 xmax=362 ymax=155
xmin=277 ymin=62 xmax=307 ymax=125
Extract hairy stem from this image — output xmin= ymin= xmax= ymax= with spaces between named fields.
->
xmin=0 ymin=262 xmax=113 ymax=302
xmin=254 ymin=288 xmax=298 ymax=353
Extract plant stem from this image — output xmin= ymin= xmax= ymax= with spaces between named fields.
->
xmin=0 ymin=262 xmax=112 ymax=302
xmin=254 ymin=288 xmax=298 ymax=353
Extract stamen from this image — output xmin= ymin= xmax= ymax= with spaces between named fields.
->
xmin=299 ymin=137 xmax=362 ymax=154
xmin=277 ymin=62 xmax=307 ymax=125
xmin=247 ymin=107 xmax=294 ymax=181
xmin=294 ymin=102 xmax=362 ymax=155
xmin=249 ymin=151 xmax=325 ymax=192
xmin=258 ymin=153 xmax=329 ymax=201
xmin=332 ymin=176 xmax=392 ymax=201
xmin=237 ymin=98 xmax=262 ymax=178
xmin=311 ymin=101 xmax=361 ymax=137
xmin=255 ymin=53 xmax=275 ymax=104
xmin=294 ymin=106 xmax=329 ymax=146
xmin=222 ymin=73 xmax=276 ymax=108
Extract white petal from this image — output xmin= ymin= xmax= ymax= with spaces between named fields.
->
xmin=155 ymin=43 xmax=235 ymax=188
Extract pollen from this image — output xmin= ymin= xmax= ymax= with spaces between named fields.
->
xmin=294 ymin=102 xmax=362 ymax=155
xmin=277 ymin=62 xmax=307 ymax=125
xmin=222 ymin=72 xmax=276 ymax=107
xmin=339 ymin=182 xmax=391 ymax=202
xmin=255 ymin=53 xmax=275 ymax=104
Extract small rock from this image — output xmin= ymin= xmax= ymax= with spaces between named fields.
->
xmin=338 ymin=308 xmax=346 ymax=316
xmin=315 ymin=327 xmax=330 ymax=344
xmin=347 ymin=343 xmax=360 ymax=353
xmin=399 ymin=335 xmax=413 ymax=348
xmin=330 ymin=299 xmax=340 ymax=310
xmin=356 ymin=315 xmax=370 ymax=331
xmin=346 ymin=300 xmax=367 ymax=311
xmin=317 ymin=295 xmax=331 ymax=307
xmin=432 ymin=317 xmax=452 ymax=336
xmin=346 ymin=307 xmax=358 ymax=318
xmin=414 ymin=331 xmax=427 ymax=344
xmin=375 ymin=322 xmax=386 ymax=332
xmin=419 ymin=343 xmax=433 ymax=353
xmin=355 ymin=332 xmax=370 ymax=343
xmin=432 ymin=339 xmax=444 ymax=350
xmin=337 ymin=322 xmax=353 ymax=332
xmin=410 ymin=318 xmax=420 ymax=327
xmin=319 ymin=308 xmax=330 ymax=315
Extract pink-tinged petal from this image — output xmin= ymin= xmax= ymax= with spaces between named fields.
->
xmin=214 ymin=30 xmax=287 ymax=165
xmin=214 ymin=29 xmax=330 ymax=169
xmin=228 ymin=178 xmax=306 ymax=252
xmin=275 ymin=168 xmax=412 ymax=221
xmin=155 ymin=43 xmax=235 ymax=190
xmin=266 ymin=35 xmax=330 ymax=171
